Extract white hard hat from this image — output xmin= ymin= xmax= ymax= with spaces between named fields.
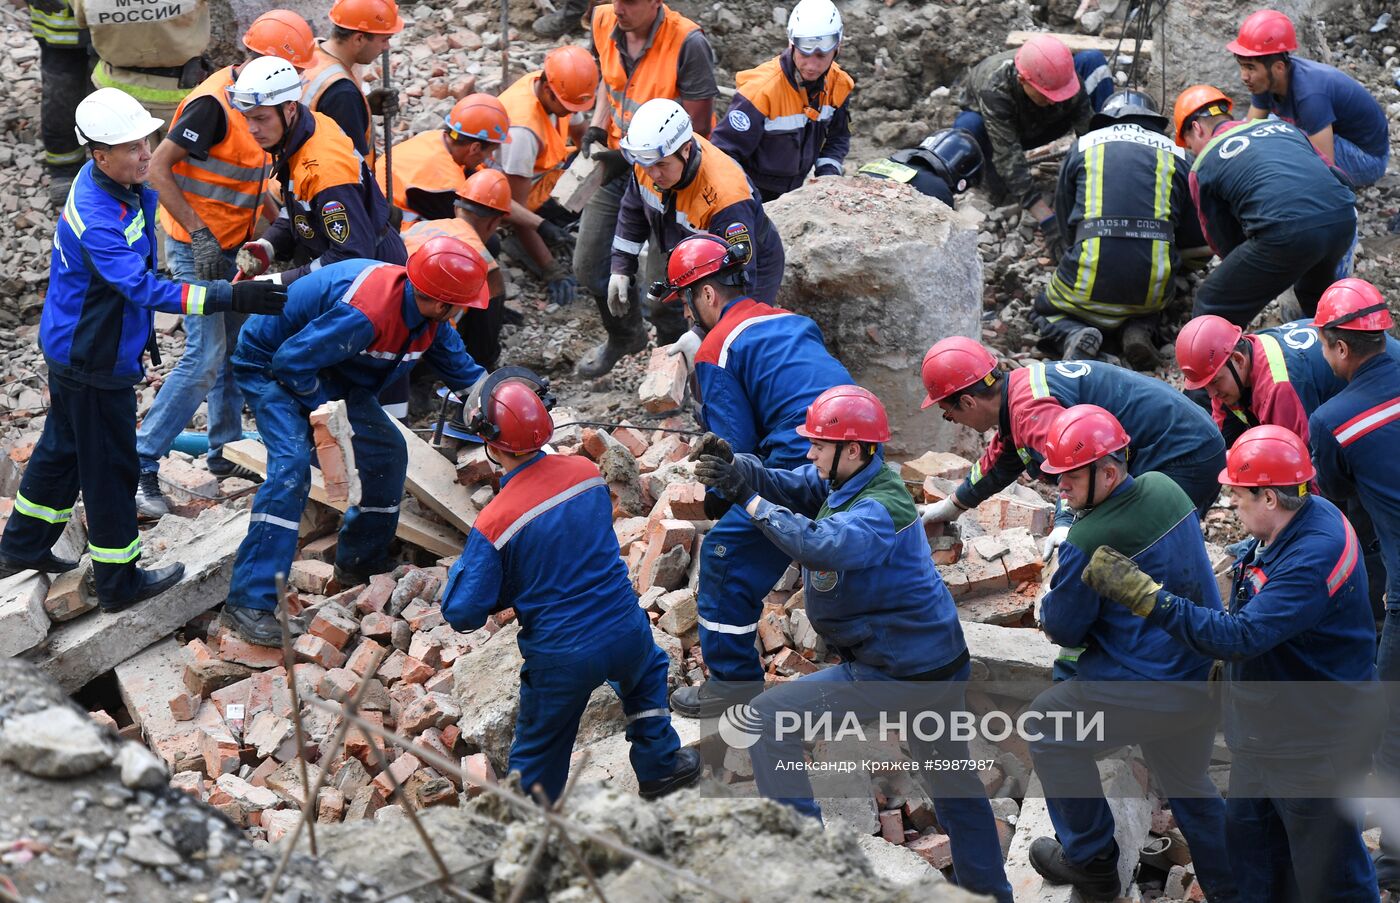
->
xmin=787 ymin=0 xmax=842 ymax=53
xmin=74 ymin=88 xmax=164 ymax=146
xmin=619 ymin=98 xmax=693 ymax=167
xmin=226 ymin=55 xmax=304 ymax=113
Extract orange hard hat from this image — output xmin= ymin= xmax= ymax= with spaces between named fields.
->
xmin=542 ymin=45 xmax=598 ymax=114
xmin=1172 ymin=84 xmax=1233 ymax=147
xmin=1315 ymin=278 xmax=1395 ymax=332
xmin=458 ymin=168 xmax=512 ymax=214
xmin=1226 ymin=9 xmax=1298 ymax=57
xmin=406 ymin=236 xmax=489 ymax=309
xmin=1175 ymin=315 xmax=1244 ymax=390
xmin=1014 ymin=35 xmax=1079 ymax=104
xmin=920 ymin=337 xmax=999 ymax=408
xmin=444 ymin=93 xmax=511 ymax=144
xmin=328 ymin=0 xmax=404 ymax=35
xmin=243 ymin=10 xmax=316 ymax=68
xmin=1220 ymin=424 xmax=1315 ymax=488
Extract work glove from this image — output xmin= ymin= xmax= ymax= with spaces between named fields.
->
xmin=190 ymin=227 xmax=228 ymax=282
xmin=229 ymin=279 xmax=288 ymax=316
xmin=606 ymin=273 xmax=632 ymax=318
xmin=1037 ymin=214 xmax=1066 ymax=262
xmin=366 ymin=88 xmax=399 ymax=118
xmin=237 ymin=238 xmax=274 ymax=278
xmin=668 ymin=328 xmax=702 ymax=373
xmin=580 ymin=125 xmax=608 ymax=159
xmin=921 ymin=497 xmax=961 ymax=525
xmin=695 ymin=454 xmax=753 ymax=505
xmin=537 ymin=219 xmax=575 ymax=250
xmin=1080 ymin=546 xmax=1162 ymax=618
xmin=687 ymin=432 xmax=733 ymax=464
xmin=1041 ymin=524 xmax=1071 ymax=561
xmin=545 ymin=263 xmax=577 ymax=306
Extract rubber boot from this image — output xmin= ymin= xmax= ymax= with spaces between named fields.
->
xmin=1120 ymin=322 xmax=1159 ymax=370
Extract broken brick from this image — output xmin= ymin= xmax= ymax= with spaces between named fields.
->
xmin=290 ymin=559 xmax=335 ymax=595
xmin=400 ymin=599 xmax=444 ymax=632
xmin=907 ymin=833 xmax=953 ymax=869
xmin=399 ymin=655 xmax=434 ymax=685
xmin=345 ymin=711 xmax=386 ymax=767
xmin=371 ymin=752 xmax=422 ymax=798
xmin=461 ymin=752 xmax=496 ymax=799
xmin=346 ymin=638 xmax=387 ymax=676
xmin=294 ymin=634 xmax=347 ymax=670
xmin=666 ymin=481 xmax=709 ymax=520
xmin=168 ymin=690 xmax=200 ymax=722
xmin=216 ymin=631 xmax=285 ymax=670
xmin=610 ymin=424 xmax=650 ymax=458
xmin=399 ymin=692 xmax=462 ymax=735
xmin=346 ymin=784 xmax=387 ymax=820
xmin=184 ymin=657 xmax=252 ymax=697
xmin=756 ymin=608 xmax=789 ymax=653
xmin=456 ymin=445 xmax=494 ymax=487
xmin=356 ymin=574 xmax=396 ymax=615
xmin=200 ymin=724 xmax=240 ymax=777
xmin=318 ymin=786 xmax=346 ymax=822
xmin=878 ymin=809 xmax=905 ymax=845
xmin=308 ymin=605 xmax=358 ymax=649
xmin=638 ymin=345 xmax=687 ymax=413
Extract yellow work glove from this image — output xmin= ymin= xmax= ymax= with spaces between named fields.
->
xmin=1080 ymin=546 xmax=1162 ymax=618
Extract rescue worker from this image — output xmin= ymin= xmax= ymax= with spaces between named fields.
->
xmin=857 ymin=127 xmax=984 ymax=208
xmin=375 ymin=93 xmax=510 ymax=231
xmin=653 ymin=235 xmax=851 ymax=718
xmin=402 ymin=169 xmax=512 ymax=369
xmin=954 ymin=34 xmax=1112 ymax=251
xmin=919 ymin=338 xmax=1225 ymax=525
xmin=609 ymin=98 xmax=783 ymax=361
xmin=222 ymin=238 xmax=489 ymax=646
xmin=1231 ymin=9 xmax=1390 ymax=186
xmin=1081 ymin=424 xmax=1381 ymax=903
xmin=0 ymin=88 xmax=285 ymax=609
xmin=693 ymin=386 xmax=1014 ymax=903
xmin=302 ymin=0 xmax=402 ymax=161
xmin=1030 ymin=90 xmax=1207 ymax=369
xmin=709 ymin=0 xmax=853 ymax=201
xmin=1305 ymin=279 xmax=1400 ymax=891
xmin=26 ymin=0 xmax=90 ymax=207
xmin=573 ymin=0 xmax=718 ymax=378
xmin=440 ymin=373 xmax=703 ymax=803
xmin=497 ymin=46 xmax=597 ymax=306
xmin=73 ymin=0 xmax=209 ymax=140
xmin=229 ymin=56 xmax=406 ymax=288
xmin=134 ymin=10 xmax=315 ymax=519
xmin=1023 ymin=405 xmax=1236 ymax=903
xmin=532 ymin=0 xmax=587 ymax=39
xmin=1174 ymin=84 xmax=1357 ymax=328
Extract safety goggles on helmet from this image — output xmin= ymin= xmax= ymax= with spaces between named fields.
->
xmin=650 ymin=241 xmax=750 ymax=304
xmin=226 ymin=84 xmax=301 ymax=113
xmin=791 ymin=32 xmax=840 ymax=54
xmin=620 ymin=143 xmax=675 ymax=167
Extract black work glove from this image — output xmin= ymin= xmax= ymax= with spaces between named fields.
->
xmin=386 ymin=205 xmax=403 ymax=231
xmin=546 ymin=272 xmax=577 ymax=306
xmin=695 ymin=454 xmax=753 ymax=505
xmin=537 ymin=219 xmax=575 ymax=250
xmin=366 ymin=88 xmax=399 ymax=118
xmin=190 ymin=227 xmax=228 ymax=282
xmin=687 ymin=432 xmax=733 ymax=463
xmin=580 ymin=125 xmax=608 ymax=159
xmin=230 ymin=279 xmax=288 ymax=315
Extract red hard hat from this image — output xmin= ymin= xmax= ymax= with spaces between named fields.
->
xmin=656 ymin=234 xmax=746 ymax=302
xmin=406 ymin=237 xmax=489 ymax=309
xmin=1226 ymin=9 xmax=1298 ymax=57
xmin=484 ymin=379 xmax=553 ymax=454
xmin=795 ymin=385 xmax=892 ymax=443
xmin=1040 ymin=404 xmax=1131 ymax=474
xmin=1176 ymin=315 xmax=1244 ymax=390
xmin=1220 ymin=424 xmax=1315 ymax=487
xmin=242 ymin=10 xmax=316 ymax=68
xmin=1014 ymin=35 xmax=1079 ymax=104
xmin=1315 ymin=278 xmax=1394 ymax=331
xmin=920 ymin=337 xmax=999 ymax=408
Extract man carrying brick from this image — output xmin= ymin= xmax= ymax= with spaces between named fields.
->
xmin=655 ymin=234 xmax=851 ymax=718
xmin=441 ymin=374 xmax=702 ymax=803
xmin=1022 ymin=405 xmax=1236 ymax=902
xmin=693 ymin=385 xmax=1013 ymax=903
xmin=221 ymin=238 xmax=490 ymax=646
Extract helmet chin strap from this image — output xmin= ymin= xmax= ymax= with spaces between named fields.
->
xmin=672 ymin=139 xmax=703 ymax=192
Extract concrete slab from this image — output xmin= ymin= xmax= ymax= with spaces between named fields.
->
xmin=962 ymin=620 xmax=1056 ymax=700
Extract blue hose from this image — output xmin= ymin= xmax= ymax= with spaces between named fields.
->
xmin=171 ymin=430 xmax=261 ymax=456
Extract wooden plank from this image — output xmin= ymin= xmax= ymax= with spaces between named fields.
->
xmin=391 ymin=419 xmax=478 ymax=533
xmin=1005 ymin=30 xmax=1153 ymax=57
xmin=222 ymin=439 xmax=463 ymax=558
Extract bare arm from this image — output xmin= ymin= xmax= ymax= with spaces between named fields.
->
xmin=1246 ymin=105 xmax=1269 ymax=120
xmin=681 ymin=97 xmax=713 ymax=139
xmin=1307 ymin=124 xmax=1337 ymax=165
xmin=590 ymin=81 xmax=610 ymax=130
xmin=148 ymin=139 xmax=208 ymax=237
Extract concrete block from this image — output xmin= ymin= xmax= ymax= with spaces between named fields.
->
xmin=550 ymin=151 xmax=606 ymax=212
xmin=0 ymin=572 xmax=50 ymax=657
xmin=961 ymin=621 xmax=1055 ymax=700
xmin=310 ymin=400 xmax=361 ymax=507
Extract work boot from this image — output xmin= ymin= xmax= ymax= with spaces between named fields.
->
xmin=136 ymin=471 xmax=170 ymax=518
xmin=206 ymin=454 xmax=261 ymax=481
xmin=576 ymin=331 xmax=648 ymax=379
xmin=669 ymin=680 xmax=762 ymax=719
xmin=1061 ymin=325 xmax=1103 ymax=361
xmin=639 ymin=747 xmax=704 ymax=800
xmin=1028 ymin=837 xmax=1121 ymax=902
xmin=1120 ymin=322 xmax=1159 ymax=370
xmin=47 ymin=165 xmax=80 ymax=210
xmin=532 ymin=1 xmax=587 ymax=38
xmin=0 ymin=549 xmax=80 ymax=579
xmin=100 ymin=563 xmax=185 ymax=614
xmin=222 ymin=604 xmax=283 ymax=647
xmin=1373 ymin=849 xmax=1400 ymax=892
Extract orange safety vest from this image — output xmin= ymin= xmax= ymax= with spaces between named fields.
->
xmin=373 ymin=129 xmax=468 ymax=231
xmin=302 ymin=42 xmax=374 ymax=164
xmin=400 ymin=217 xmax=495 ymax=308
xmin=498 ymin=71 xmax=571 ymax=211
xmin=285 ymin=111 xmax=364 ymax=204
xmin=734 ymin=56 xmax=853 ymax=128
xmin=592 ymin=3 xmax=702 ymax=149
xmin=634 ymin=135 xmax=754 ymax=233
xmin=160 ymin=65 xmax=269 ymax=248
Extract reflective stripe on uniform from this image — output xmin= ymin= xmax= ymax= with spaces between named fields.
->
xmin=181 ymin=284 xmax=207 ymax=315
xmin=1027 ymin=362 xmax=1051 ymax=399
xmin=716 ymin=313 xmax=790 ymax=368
xmin=355 ymin=504 xmax=401 ymax=514
xmin=1326 ymin=518 xmax=1359 ymax=597
xmin=250 ymin=511 xmax=301 ymax=531
xmin=491 ymin=476 xmax=607 ymax=550
xmin=123 ymin=211 xmax=146 ymax=246
xmin=1057 ymin=645 xmax=1084 ymax=662
xmin=45 ymin=148 xmax=86 ymax=167
xmin=1334 ymin=397 xmax=1400 ymax=447
xmin=1144 ymin=146 xmax=1174 ymax=311
xmin=89 ymin=537 xmax=141 ymax=564
xmin=1075 ymin=143 xmax=1105 ymax=303
xmin=173 ymin=172 xmax=264 ymax=208
xmin=93 ymin=64 xmax=190 ymax=104
xmin=815 ymin=156 xmax=841 ymax=171
xmin=303 ymin=62 xmax=353 ymax=107
xmin=612 ymin=235 xmax=644 ymax=256
xmin=186 ymin=155 xmax=268 ymax=182
xmin=626 ymin=708 xmax=669 ymax=723
xmin=30 ymin=6 xmax=80 ymax=45
xmin=63 ymin=192 xmax=87 ymax=238
xmin=697 ymin=614 xmax=759 ymax=635
xmin=1256 ymin=334 xmax=1289 ymax=384
xmin=14 ymin=492 xmax=73 ymax=524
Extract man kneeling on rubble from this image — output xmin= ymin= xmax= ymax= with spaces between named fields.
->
xmin=440 ymin=372 xmax=702 ymax=802
xmin=692 ymin=386 xmax=1014 ymax=903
